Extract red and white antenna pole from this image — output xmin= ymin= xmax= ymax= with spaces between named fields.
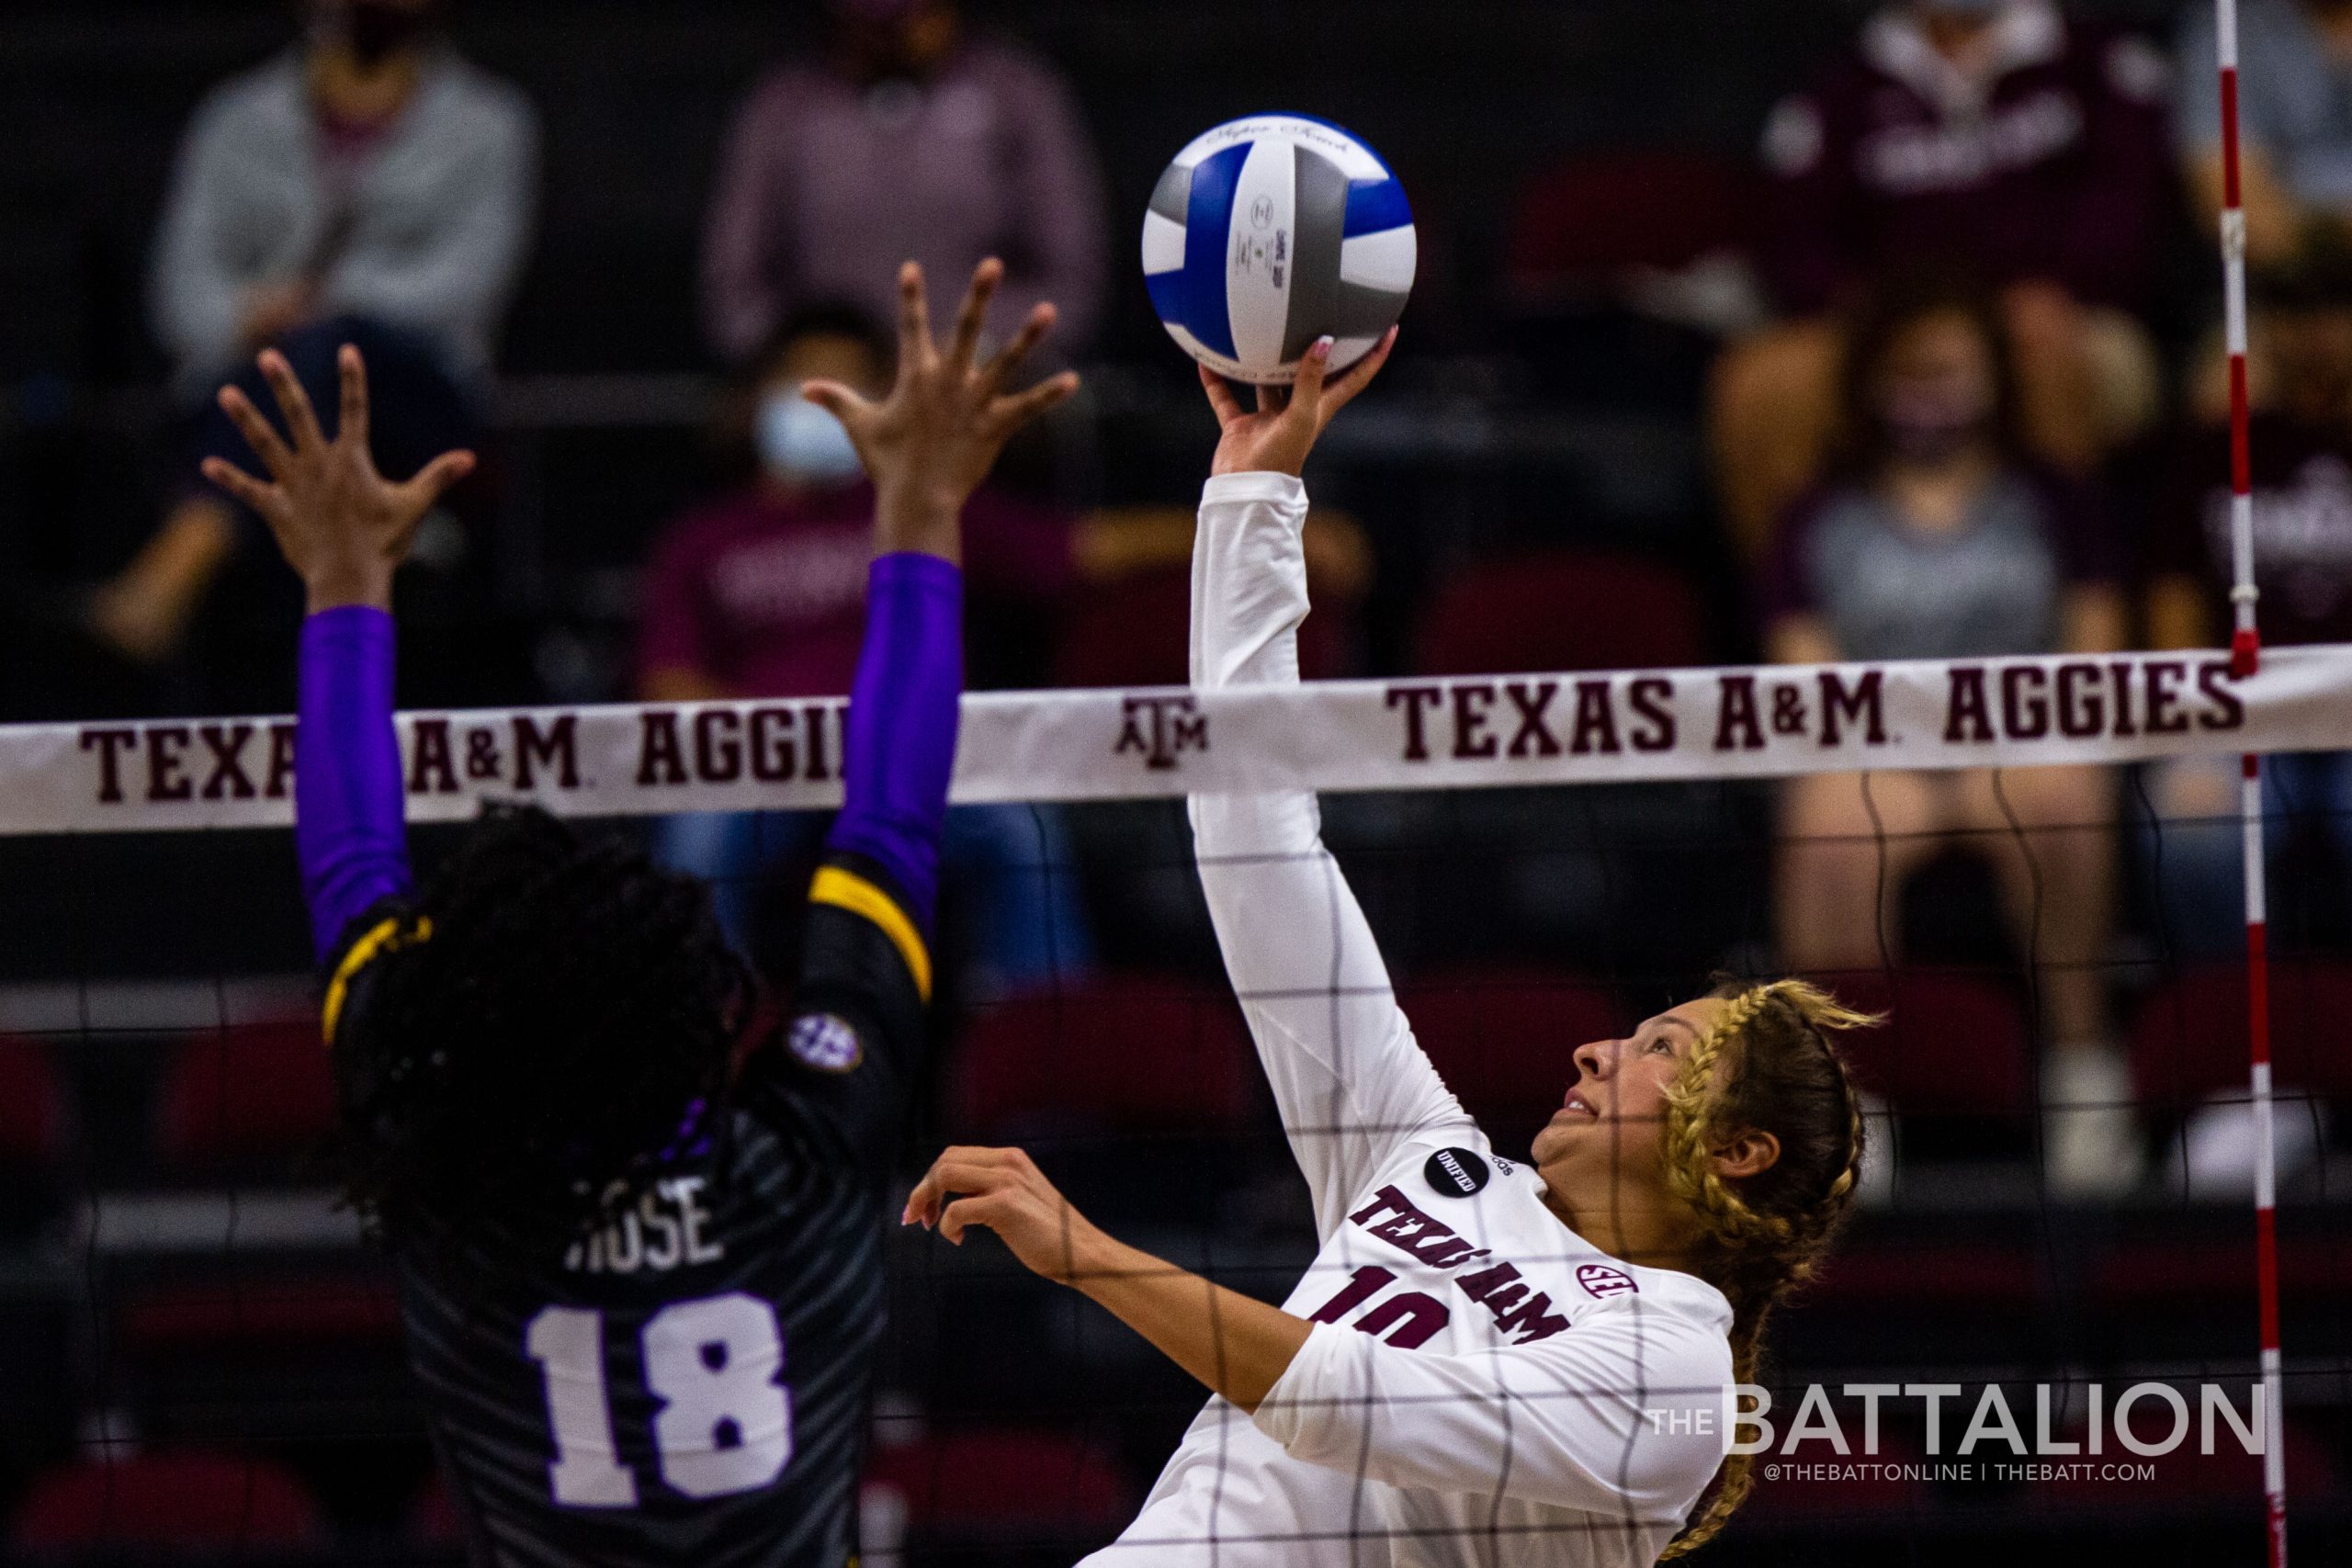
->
xmin=2214 ymin=0 xmax=2286 ymax=1560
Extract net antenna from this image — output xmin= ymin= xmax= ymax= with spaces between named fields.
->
xmin=2212 ymin=0 xmax=2287 ymax=1560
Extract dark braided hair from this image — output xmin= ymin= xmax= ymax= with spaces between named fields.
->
xmin=329 ymin=806 xmax=753 ymax=1247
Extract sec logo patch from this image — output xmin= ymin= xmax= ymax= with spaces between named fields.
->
xmin=1577 ymin=1262 xmax=1637 ymax=1300
xmin=787 ymin=1012 xmax=864 ymax=1074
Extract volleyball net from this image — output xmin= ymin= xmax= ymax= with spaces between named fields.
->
xmin=0 ymin=646 xmax=2346 ymax=1564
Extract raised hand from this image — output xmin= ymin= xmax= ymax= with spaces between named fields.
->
xmin=201 ymin=344 xmax=476 ymax=613
xmin=802 ymin=258 xmax=1081 ymax=564
xmin=903 ymin=1144 xmax=1108 ymax=1287
xmin=1201 ymin=327 xmax=1398 ymax=479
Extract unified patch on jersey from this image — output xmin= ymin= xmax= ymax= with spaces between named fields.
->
xmin=1423 ymin=1146 xmax=1489 ymax=1197
xmin=1577 ymin=1262 xmax=1638 ymax=1299
xmin=786 ymin=1012 xmax=864 ymax=1074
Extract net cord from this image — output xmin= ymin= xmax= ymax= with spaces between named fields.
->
xmin=2212 ymin=0 xmax=2289 ymax=1557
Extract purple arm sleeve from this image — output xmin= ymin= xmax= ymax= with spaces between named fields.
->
xmin=826 ymin=552 xmax=962 ymax=934
xmin=296 ymin=605 xmax=413 ymax=964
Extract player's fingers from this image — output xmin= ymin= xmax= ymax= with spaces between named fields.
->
xmin=937 ymin=1196 xmax=1004 ymax=1247
xmin=799 ymin=379 xmax=873 ymax=434
xmin=903 ymin=1166 xmax=948 ymax=1228
xmin=1318 ymin=326 xmax=1398 ymax=420
xmin=987 ymin=370 xmax=1080 ymax=437
xmin=979 ymin=301 xmax=1056 ymax=391
xmin=1287 ymin=336 xmax=1335 ymax=423
xmin=1253 ymin=382 xmax=1287 ymax=417
xmin=198 ymin=457 xmax=279 ymax=517
xmin=337 ymin=344 xmax=370 ymax=450
xmin=217 ymin=386 xmax=296 ymax=479
xmin=1198 ymin=364 xmax=1247 ymax=427
xmin=258 ymin=349 xmax=326 ymax=453
xmin=948 ymin=256 xmax=1004 ymax=372
xmin=897 ymin=261 xmax=934 ymax=368
xmin=397 ymin=450 xmax=477 ymax=514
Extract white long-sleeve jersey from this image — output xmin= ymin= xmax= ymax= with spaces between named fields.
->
xmin=1082 ymin=474 xmax=1735 ymax=1568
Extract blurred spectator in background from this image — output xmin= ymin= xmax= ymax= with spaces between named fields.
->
xmin=641 ymin=305 xmax=1371 ymax=991
xmin=1764 ymin=274 xmax=2136 ymax=1195
xmin=1713 ymin=0 xmax=2170 ymax=557
xmin=701 ymin=0 xmax=1107 ymax=367
xmin=2143 ymin=246 xmax=2352 ymax=956
xmin=639 ymin=306 xmax=1106 ymax=996
xmin=91 ymin=0 xmax=537 ymax=705
xmin=2177 ymin=0 xmax=2352 ymax=275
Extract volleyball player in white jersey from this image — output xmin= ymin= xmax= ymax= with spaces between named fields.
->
xmin=908 ymin=330 xmax=1877 ymax=1566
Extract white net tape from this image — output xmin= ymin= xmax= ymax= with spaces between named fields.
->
xmin=6 ymin=645 xmax=2352 ymax=834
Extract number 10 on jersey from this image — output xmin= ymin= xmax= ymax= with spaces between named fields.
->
xmin=526 ymin=1293 xmax=794 ymax=1506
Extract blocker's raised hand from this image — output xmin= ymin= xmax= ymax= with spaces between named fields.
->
xmin=1203 ymin=326 xmax=1397 ymax=479
xmin=803 ymin=258 xmax=1081 ymax=563
xmin=202 ymin=344 xmax=476 ymax=613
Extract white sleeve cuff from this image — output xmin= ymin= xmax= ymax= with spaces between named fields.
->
xmin=1201 ymin=472 xmax=1308 ymax=509
xmin=1250 ymin=1321 xmax=1357 ymax=1453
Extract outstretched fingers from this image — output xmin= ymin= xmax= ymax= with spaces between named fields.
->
xmin=216 ymin=385 xmax=295 ymax=479
xmin=896 ymin=261 xmax=935 ymax=371
xmin=336 ymin=344 xmax=370 ymax=453
xmin=979 ymin=300 xmax=1057 ymax=392
xmin=948 ymin=257 xmax=1004 ymax=371
xmin=396 ymin=449 xmax=478 ymax=513
xmin=1198 ymin=364 xmax=1248 ymax=427
xmin=257 ymin=349 xmax=326 ymax=454
xmin=198 ymin=457 xmax=279 ymax=518
xmin=1317 ymin=325 xmax=1399 ymax=418
xmin=1286 ymin=336 xmax=1335 ymax=423
xmin=987 ymin=369 xmax=1081 ymax=437
xmin=800 ymin=378 xmax=872 ymax=432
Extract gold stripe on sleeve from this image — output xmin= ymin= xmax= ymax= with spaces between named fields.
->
xmin=808 ymin=865 xmax=933 ymax=1003
xmin=322 ymin=915 xmax=434 ymax=1044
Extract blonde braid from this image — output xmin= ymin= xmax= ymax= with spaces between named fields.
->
xmin=1657 ymin=978 xmax=1881 ymax=1557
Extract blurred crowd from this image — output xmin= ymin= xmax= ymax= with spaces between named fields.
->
xmin=7 ymin=0 xmax=2352 ymax=1202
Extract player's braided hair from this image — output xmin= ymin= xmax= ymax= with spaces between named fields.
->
xmin=1657 ymin=978 xmax=1878 ymax=1558
xmin=329 ymin=805 xmax=754 ymax=1250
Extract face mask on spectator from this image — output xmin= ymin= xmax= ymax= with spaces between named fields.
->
xmin=758 ymin=397 xmax=865 ymax=489
xmin=1875 ymin=379 xmax=1994 ymax=467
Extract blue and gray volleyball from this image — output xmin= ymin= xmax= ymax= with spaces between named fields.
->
xmin=1142 ymin=116 xmax=1416 ymax=385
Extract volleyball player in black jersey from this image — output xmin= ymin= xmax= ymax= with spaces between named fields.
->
xmin=202 ymin=258 xmax=1076 ymax=1566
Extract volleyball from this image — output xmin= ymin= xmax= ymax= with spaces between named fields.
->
xmin=1141 ymin=115 xmax=1416 ymax=385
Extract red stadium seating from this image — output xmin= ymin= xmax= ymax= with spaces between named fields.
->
xmin=1395 ymin=967 xmax=1623 ymax=1139
xmin=1054 ymin=567 xmax=1351 ymax=690
xmin=2128 ymin=960 xmax=2352 ymax=1118
xmin=154 ymin=1017 xmax=338 ymax=1169
xmin=10 ymin=1450 xmax=329 ymax=1549
xmin=1506 ymin=152 xmax=1760 ymax=296
xmin=1414 ymin=550 xmax=1707 ymax=677
xmin=951 ymin=975 xmax=1261 ymax=1141
xmin=0 ymin=1033 xmax=64 ymax=1165
xmin=1806 ymin=970 xmax=2034 ymax=1121
xmin=119 ymin=1271 xmax=402 ymax=1352
xmin=864 ymin=1427 xmax=1131 ymax=1540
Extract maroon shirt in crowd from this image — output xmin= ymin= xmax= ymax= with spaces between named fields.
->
xmin=2153 ymin=412 xmax=2352 ymax=647
xmin=1759 ymin=1 xmax=2171 ymax=315
xmin=700 ymin=33 xmax=1109 ymax=363
xmin=638 ymin=482 xmax=1072 ymax=697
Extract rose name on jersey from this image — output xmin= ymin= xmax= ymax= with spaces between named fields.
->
xmin=1344 ymin=1183 xmax=1573 ymax=1344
